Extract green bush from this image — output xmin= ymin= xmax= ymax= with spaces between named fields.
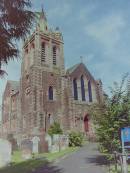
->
xmin=48 ymin=122 xmax=63 ymax=137
xmin=69 ymin=131 xmax=84 ymax=147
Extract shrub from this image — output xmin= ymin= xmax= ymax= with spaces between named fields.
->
xmin=48 ymin=122 xmax=63 ymax=137
xmin=69 ymin=131 xmax=84 ymax=147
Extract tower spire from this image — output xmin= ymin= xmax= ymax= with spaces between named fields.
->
xmin=36 ymin=5 xmax=48 ymax=32
xmin=41 ymin=4 xmax=44 ymax=13
xmin=40 ymin=4 xmax=47 ymax=21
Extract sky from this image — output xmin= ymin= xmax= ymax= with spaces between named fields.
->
xmin=1 ymin=0 xmax=130 ymax=115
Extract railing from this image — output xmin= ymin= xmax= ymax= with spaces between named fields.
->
xmin=114 ymin=151 xmax=128 ymax=173
xmin=107 ymin=151 xmax=129 ymax=173
xmin=95 ymin=151 xmax=129 ymax=173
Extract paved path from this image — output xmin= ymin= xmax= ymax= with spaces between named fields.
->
xmin=35 ymin=143 xmax=107 ymax=173
xmin=56 ymin=143 xmax=107 ymax=173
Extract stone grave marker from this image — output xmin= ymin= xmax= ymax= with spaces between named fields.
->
xmin=0 ymin=138 xmax=12 ymax=167
xmin=51 ymin=134 xmax=60 ymax=153
xmin=59 ymin=135 xmax=69 ymax=150
xmin=45 ymin=134 xmax=52 ymax=152
xmin=21 ymin=139 xmax=32 ymax=160
xmin=31 ymin=136 xmax=40 ymax=154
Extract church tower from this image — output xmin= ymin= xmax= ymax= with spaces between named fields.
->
xmin=20 ymin=9 xmax=65 ymax=135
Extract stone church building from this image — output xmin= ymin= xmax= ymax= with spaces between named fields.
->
xmin=1 ymin=10 xmax=103 ymax=140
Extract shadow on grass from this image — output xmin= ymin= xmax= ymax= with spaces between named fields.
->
xmin=85 ymin=155 xmax=108 ymax=166
xmin=0 ymin=157 xmax=63 ymax=173
xmin=32 ymin=162 xmax=64 ymax=173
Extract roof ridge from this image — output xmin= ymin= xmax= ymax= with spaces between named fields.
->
xmin=66 ymin=63 xmax=81 ymax=74
xmin=66 ymin=63 xmax=95 ymax=82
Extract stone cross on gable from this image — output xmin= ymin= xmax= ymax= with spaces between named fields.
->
xmin=80 ymin=56 xmax=84 ymax=63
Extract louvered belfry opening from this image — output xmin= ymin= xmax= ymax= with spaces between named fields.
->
xmin=41 ymin=42 xmax=46 ymax=62
xmin=53 ymin=46 xmax=56 ymax=65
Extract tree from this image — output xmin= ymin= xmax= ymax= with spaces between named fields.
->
xmin=48 ymin=122 xmax=63 ymax=137
xmin=0 ymin=0 xmax=34 ymax=76
xmin=92 ymin=74 xmax=130 ymax=153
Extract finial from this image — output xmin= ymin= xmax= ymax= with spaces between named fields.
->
xmin=40 ymin=4 xmax=47 ymax=21
xmin=41 ymin=4 xmax=44 ymax=13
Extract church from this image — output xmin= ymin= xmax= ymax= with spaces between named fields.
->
xmin=1 ymin=10 xmax=104 ymax=141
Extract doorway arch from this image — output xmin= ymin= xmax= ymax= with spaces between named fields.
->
xmin=84 ymin=114 xmax=89 ymax=132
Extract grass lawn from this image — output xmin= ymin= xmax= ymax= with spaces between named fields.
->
xmin=36 ymin=147 xmax=79 ymax=161
xmin=0 ymin=147 xmax=79 ymax=173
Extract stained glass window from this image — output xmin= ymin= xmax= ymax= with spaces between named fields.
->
xmin=81 ymin=75 xmax=86 ymax=101
xmin=88 ymin=81 xmax=92 ymax=102
xmin=49 ymin=86 xmax=53 ymax=100
xmin=73 ymin=78 xmax=78 ymax=100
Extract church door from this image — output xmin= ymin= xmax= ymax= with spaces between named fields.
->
xmin=84 ymin=115 xmax=89 ymax=132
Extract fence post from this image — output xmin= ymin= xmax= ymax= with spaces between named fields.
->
xmin=114 ymin=151 xmax=117 ymax=172
xmin=122 ymin=155 xmax=128 ymax=173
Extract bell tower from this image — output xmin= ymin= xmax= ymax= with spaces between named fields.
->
xmin=20 ymin=9 xmax=65 ymax=135
xmin=21 ymin=9 xmax=65 ymax=75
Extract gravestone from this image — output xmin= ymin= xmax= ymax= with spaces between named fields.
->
xmin=51 ymin=135 xmax=60 ymax=153
xmin=39 ymin=134 xmax=48 ymax=153
xmin=21 ymin=139 xmax=32 ymax=160
xmin=59 ymin=135 xmax=69 ymax=150
xmin=0 ymin=139 xmax=12 ymax=167
xmin=7 ymin=134 xmax=18 ymax=151
xmin=45 ymin=134 xmax=69 ymax=153
xmin=45 ymin=134 xmax=52 ymax=152
xmin=31 ymin=136 xmax=40 ymax=154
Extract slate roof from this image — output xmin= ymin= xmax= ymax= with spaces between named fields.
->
xmin=66 ymin=63 xmax=80 ymax=74
xmin=66 ymin=63 xmax=95 ymax=82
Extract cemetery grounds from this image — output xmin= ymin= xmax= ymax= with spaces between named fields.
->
xmin=0 ymin=147 xmax=78 ymax=173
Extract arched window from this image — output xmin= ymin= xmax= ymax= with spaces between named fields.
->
xmin=73 ymin=78 xmax=78 ymax=100
xmin=41 ymin=42 xmax=46 ymax=62
xmin=53 ymin=46 xmax=56 ymax=65
xmin=49 ymin=86 xmax=53 ymax=100
xmin=81 ymin=75 xmax=86 ymax=101
xmin=88 ymin=81 xmax=92 ymax=102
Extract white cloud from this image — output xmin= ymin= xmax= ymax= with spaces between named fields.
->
xmin=83 ymin=12 xmax=130 ymax=81
xmin=85 ymin=13 xmax=125 ymax=52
